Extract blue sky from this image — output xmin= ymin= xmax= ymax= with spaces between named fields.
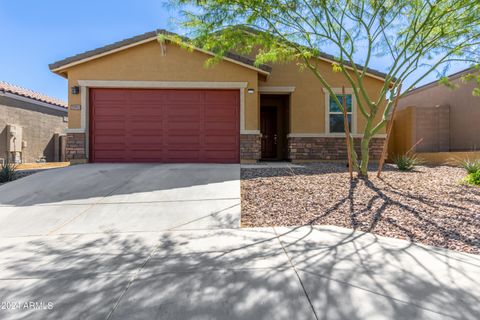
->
xmin=0 ymin=0 xmax=470 ymax=101
xmin=0 ymin=0 xmax=178 ymax=101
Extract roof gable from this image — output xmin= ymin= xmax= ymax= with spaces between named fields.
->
xmin=49 ymin=30 xmax=271 ymax=75
xmin=403 ymin=67 xmax=479 ymax=96
xmin=236 ymin=26 xmax=389 ymax=81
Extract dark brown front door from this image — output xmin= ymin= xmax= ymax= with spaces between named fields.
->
xmin=261 ymin=107 xmax=277 ymax=159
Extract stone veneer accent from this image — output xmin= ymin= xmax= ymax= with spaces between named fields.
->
xmin=66 ymin=132 xmax=87 ymax=162
xmin=240 ymin=134 xmax=261 ymax=162
xmin=288 ymin=136 xmax=385 ymax=161
xmin=64 ymin=133 xmax=384 ymax=163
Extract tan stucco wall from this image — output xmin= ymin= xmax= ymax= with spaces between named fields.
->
xmin=62 ymin=39 xmax=387 ymax=136
xmin=398 ymin=73 xmax=480 ymax=151
xmin=415 ymin=151 xmax=480 ymax=165
xmin=65 ymin=41 xmax=259 ymax=130
xmin=389 ymin=106 xmax=415 ymax=157
xmin=260 ymin=59 xmax=388 ymax=134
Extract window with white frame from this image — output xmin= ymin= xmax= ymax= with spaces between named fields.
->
xmin=327 ymin=92 xmax=353 ymax=133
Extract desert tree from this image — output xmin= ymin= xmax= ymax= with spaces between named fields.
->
xmin=170 ymin=0 xmax=480 ymax=176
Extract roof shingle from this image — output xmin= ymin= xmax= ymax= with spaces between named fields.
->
xmin=0 ymin=81 xmax=68 ymax=108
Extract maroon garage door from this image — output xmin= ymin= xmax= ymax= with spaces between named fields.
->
xmin=89 ymin=88 xmax=240 ymax=163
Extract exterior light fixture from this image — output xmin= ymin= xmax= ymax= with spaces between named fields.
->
xmin=247 ymin=88 xmax=255 ymax=94
xmin=71 ymin=86 xmax=80 ymax=95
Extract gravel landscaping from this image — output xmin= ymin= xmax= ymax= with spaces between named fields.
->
xmin=241 ymin=163 xmax=480 ymax=254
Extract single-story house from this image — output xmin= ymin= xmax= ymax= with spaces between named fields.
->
xmin=0 ymin=81 xmax=68 ymax=163
xmin=391 ymin=67 xmax=480 ymax=156
xmin=49 ymin=29 xmax=388 ymax=164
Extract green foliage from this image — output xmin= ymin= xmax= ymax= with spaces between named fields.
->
xmin=460 ymin=65 xmax=480 ymax=96
xmin=172 ymin=0 xmax=480 ymax=176
xmin=393 ymin=154 xmax=421 ymax=172
xmin=465 ymin=170 xmax=480 ymax=186
xmin=0 ymin=163 xmax=17 ymax=183
xmin=459 ymin=159 xmax=480 ymax=174
xmin=439 ymin=77 xmax=459 ymax=90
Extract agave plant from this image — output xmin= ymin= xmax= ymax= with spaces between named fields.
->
xmin=458 ymin=159 xmax=480 ymax=174
xmin=0 ymin=163 xmax=17 ymax=183
xmin=393 ymin=154 xmax=422 ymax=172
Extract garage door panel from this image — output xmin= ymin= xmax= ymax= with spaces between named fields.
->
xmin=205 ymin=150 xmax=238 ymax=160
xmin=130 ymin=145 xmax=164 ymax=151
xmin=93 ymin=135 xmax=125 ymax=144
xmin=93 ymin=144 xmax=126 ymax=151
xmin=92 ymin=90 xmax=129 ymax=101
xmin=166 ymin=135 xmax=200 ymax=144
xmin=205 ymin=145 xmax=237 ymax=151
xmin=90 ymin=88 xmax=239 ymax=163
xmin=131 ymin=153 xmax=165 ymax=161
xmin=129 ymin=121 xmax=163 ymax=131
xmin=165 ymin=150 xmax=200 ymax=160
xmin=205 ymin=91 xmax=238 ymax=104
xmin=130 ymin=91 xmax=166 ymax=102
xmin=93 ymin=119 xmax=126 ymax=130
xmin=93 ymin=150 xmax=129 ymax=160
xmin=165 ymin=91 xmax=204 ymax=102
xmin=166 ymin=107 xmax=201 ymax=119
xmin=205 ymin=121 xmax=237 ymax=131
xmin=167 ymin=121 xmax=201 ymax=131
xmin=205 ymin=106 xmax=237 ymax=119
xmin=205 ymin=135 xmax=237 ymax=145
xmin=129 ymin=135 xmax=163 ymax=144
xmin=94 ymin=106 xmax=127 ymax=117
xmin=131 ymin=107 xmax=164 ymax=116
xmin=205 ymin=140 xmax=238 ymax=151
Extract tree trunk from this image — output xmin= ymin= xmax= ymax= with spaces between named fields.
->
xmin=359 ymin=135 xmax=371 ymax=177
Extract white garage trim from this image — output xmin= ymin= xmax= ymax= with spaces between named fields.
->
xmin=77 ymin=80 xmax=248 ymax=89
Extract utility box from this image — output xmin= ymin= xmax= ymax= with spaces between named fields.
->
xmin=6 ymin=124 xmax=23 ymax=163
xmin=7 ymin=124 xmax=23 ymax=152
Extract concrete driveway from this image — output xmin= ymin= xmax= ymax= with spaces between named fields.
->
xmin=0 ymin=164 xmax=479 ymax=319
xmin=0 ymin=163 xmax=240 ymax=236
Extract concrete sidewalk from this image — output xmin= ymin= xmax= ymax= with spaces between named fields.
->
xmin=0 ymin=164 xmax=478 ymax=319
xmin=0 ymin=225 xmax=478 ymax=320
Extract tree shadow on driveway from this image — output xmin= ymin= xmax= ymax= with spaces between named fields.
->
xmin=0 ymin=225 xmax=479 ymax=319
xmin=0 ymin=163 xmax=240 ymax=207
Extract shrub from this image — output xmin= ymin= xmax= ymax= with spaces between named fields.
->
xmin=465 ymin=170 xmax=480 ymax=186
xmin=458 ymin=159 xmax=480 ymax=174
xmin=393 ymin=154 xmax=421 ymax=171
xmin=0 ymin=163 xmax=17 ymax=183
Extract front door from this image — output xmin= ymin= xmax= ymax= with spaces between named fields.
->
xmin=261 ymin=107 xmax=277 ymax=159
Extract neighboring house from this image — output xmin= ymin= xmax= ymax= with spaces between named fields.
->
xmin=392 ymin=67 xmax=480 ymax=155
xmin=0 ymin=81 xmax=68 ymax=163
xmin=49 ymin=29 xmax=388 ymax=164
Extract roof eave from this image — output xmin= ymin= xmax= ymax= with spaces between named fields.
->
xmin=49 ymin=30 xmax=271 ymax=76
